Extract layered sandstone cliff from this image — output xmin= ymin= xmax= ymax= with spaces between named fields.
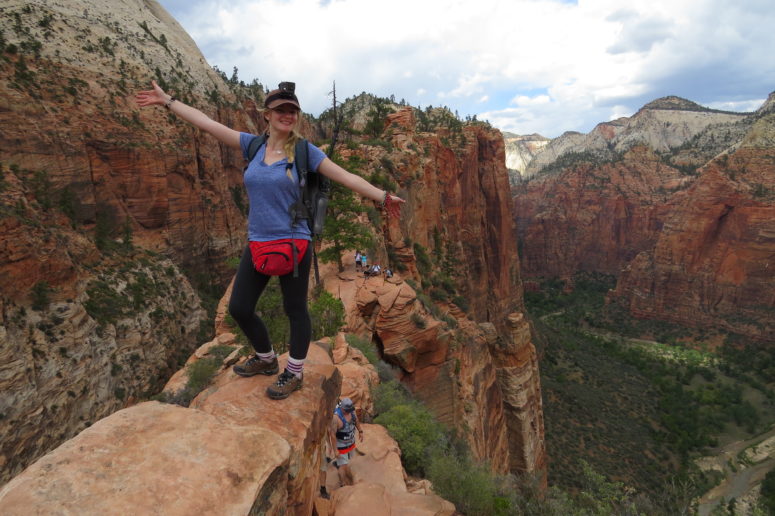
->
xmin=613 ymin=104 xmax=775 ymax=342
xmin=503 ymin=132 xmax=550 ymax=183
xmin=515 ymin=145 xmax=691 ymax=279
xmin=320 ymin=105 xmax=546 ymax=478
xmin=524 ymin=96 xmax=749 ymax=177
xmin=515 ymin=93 xmax=774 ymax=341
xmin=0 ymin=0 xmax=254 ymax=484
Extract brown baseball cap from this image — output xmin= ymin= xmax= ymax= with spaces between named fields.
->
xmin=264 ymin=81 xmax=301 ymax=110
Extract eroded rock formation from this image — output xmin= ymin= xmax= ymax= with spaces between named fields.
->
xmin=0 ymin=0 xmax=258 ymax=483
xmin=0 ymin=330 xmax=457 ymax=514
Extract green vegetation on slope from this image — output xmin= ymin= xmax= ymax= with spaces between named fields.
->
xmin=526 ymin=273 xmax=775 ymax=503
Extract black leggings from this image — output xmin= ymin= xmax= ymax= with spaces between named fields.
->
xmin=228 ymin=245 xmax=312 ymax=360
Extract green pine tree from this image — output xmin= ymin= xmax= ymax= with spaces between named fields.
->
xmin=318 ymin=182 xmax=375 ymax=272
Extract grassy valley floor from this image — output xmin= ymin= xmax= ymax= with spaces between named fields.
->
xmin=527 ymin=273 xmax=775 ymax=511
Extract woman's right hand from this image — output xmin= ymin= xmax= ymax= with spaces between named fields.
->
xmin=135 ymin=80 xmax=169 ymax=107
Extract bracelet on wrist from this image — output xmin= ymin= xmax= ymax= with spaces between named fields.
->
xmin=164 ymin=96 xmax=177 ymax=109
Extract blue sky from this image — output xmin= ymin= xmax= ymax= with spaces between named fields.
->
xmin=158 ymin=0 xmax=774 ymax=138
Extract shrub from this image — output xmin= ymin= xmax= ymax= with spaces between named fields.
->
xmin=374 ymin=402 xmax=446 ymax=476
xmin=430 ymin=287 xmax=448 ymax=302
xmin=309 ymin=289 xmax=345 ymax=340
xmin=411 ymin=312 xmax=426 ymax=328
xmin=427 ymin=453 xmax=508 ymax=516
xmin=452 ymin=295 xmax=469 ymax=313
xmin=346 ymin=334 xmax=379 ymax=364
xmin=31 ymin=281 xmax=52 ymax=310
xmin=760 ymin=469 xmax=775 ymax=513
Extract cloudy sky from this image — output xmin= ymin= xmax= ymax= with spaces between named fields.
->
xmin=158 ymin=0 xmax=774 ymax=138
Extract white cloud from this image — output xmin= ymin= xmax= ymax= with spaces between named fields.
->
xmin=160 ymin=0 xmax=775 ymax=137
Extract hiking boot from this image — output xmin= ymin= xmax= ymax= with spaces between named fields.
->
xmin=266 ymin=369 xmax=303 ymax=399
xmin=233 ymin=355 xmax=279 ymax=377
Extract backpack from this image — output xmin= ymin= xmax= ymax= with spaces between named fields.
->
xmin=245 ymin=135 xmax=330 ymax=281
xmin=334 ymin=406 xmax=357 ymax=444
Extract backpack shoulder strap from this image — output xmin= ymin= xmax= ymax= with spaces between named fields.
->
xmin=246 ymin=134 xmax=267 ymax=163
xmin=294 ymin=139 xmax=310 ymax=182
xmin=334 ymin=407 xmax=347 ymax=426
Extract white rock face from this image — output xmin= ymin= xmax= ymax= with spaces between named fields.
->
xmin=502 ymin=133 xmax=550 ymax=182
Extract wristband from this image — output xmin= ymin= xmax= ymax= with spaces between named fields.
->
xmin=164 ymin=97 xmax=177 ymax=109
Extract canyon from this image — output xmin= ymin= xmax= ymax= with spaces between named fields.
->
xmin=512 ymin=93 xmax=774 ymax=342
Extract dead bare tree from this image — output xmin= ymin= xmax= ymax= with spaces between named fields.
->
xmin=327 ymin=81 xmax=345 ymax=157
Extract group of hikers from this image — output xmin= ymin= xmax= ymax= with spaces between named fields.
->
xmin=354 ymin=250 xmax=393 ymax=278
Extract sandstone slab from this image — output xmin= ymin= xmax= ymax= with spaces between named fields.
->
xmin=191 ymin=343 xmax=341 ymax=516
xmin=0 ymin=401 xmax=290 ymax=515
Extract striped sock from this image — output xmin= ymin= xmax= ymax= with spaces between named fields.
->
xmin=286 ymin=357 xmax=304 ymax=378
xmin=256 ymin=350 xmax=276 ymax=363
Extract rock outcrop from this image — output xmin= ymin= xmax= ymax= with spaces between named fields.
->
xmin=327 ymin=266 xmax=545 ymax=481
xmin=0 ymin=328 xmax=458 ymax=514
xmin=0 ymin=0 xmax=256 ymax=482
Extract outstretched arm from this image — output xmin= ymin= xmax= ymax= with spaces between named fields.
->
xmin=317 ymin=157 xmax=405 ymax=217
xmin=135 ymin=80 xmax=241 ymax=149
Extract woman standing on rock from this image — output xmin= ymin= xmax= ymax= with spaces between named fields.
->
xmin=136 ymin=80 xmax=403 ymax=399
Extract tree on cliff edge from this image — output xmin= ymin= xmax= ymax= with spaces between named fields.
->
xmin=318 ymin=179 xmax=375 ymax=272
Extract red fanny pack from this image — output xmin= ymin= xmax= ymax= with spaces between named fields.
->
xmin=249 ymin=239 xmax=309 ymax=276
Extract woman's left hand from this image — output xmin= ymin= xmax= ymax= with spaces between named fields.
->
xmin=384 ymin=194 xmax=405 ymax=219
xmin=135 ymin=80 xmax=169 ymax=107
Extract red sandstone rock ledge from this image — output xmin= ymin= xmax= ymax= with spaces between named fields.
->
xmin=0 ymin=341 xmax=454 ymax=515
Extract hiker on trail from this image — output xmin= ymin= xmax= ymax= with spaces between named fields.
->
xmin=385 ymin=268 xmax=393 ymax=279
xmin=136 ymin=81 xmax=404 ymax=399
xmin=354 ymin=250 xmax=362 ymax=272
xmin=361 ymin=253 xmax=368 ymax=270
xmin=329 ymin=397 xmax=363 ymax=487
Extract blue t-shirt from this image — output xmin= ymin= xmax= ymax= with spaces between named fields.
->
xmin=239 ymin=132 xmax=326 ymax=242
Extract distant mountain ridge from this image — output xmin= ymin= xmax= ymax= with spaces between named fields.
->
xmin=523 ymin=95 xmax=752 ymax=177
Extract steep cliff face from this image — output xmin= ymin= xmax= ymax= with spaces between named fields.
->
xmin=613 ymin=110 xmax=775 ymax=342
xmin=380 ymin=108 xmax=524 ymax=330
xmin=326 ymin=107 xmax=545 ymax=478
xmin=515 ymin=93 xmax=774 ymax=341
xmin=0 ymin=0 xmax=253 ymax=484
xmin=515 ymin=146 xmax=691 ymax=279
